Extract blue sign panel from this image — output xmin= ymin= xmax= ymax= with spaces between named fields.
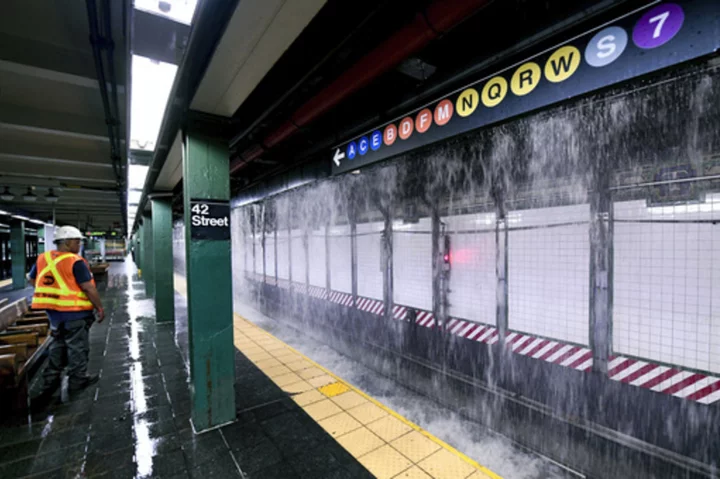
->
xmin=330 ymin=1 xmax=720 ymax=175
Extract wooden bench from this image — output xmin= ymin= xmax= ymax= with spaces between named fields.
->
xmin=0 ymin=298 xmax=52 ymax=413
xmin=90 ymin=263 xmax=110 ymax=277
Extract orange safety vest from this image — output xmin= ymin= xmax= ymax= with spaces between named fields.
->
xmin=31 ymin=251 xmax=95 ymax=311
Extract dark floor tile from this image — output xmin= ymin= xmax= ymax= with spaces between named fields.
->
xmin=252 ymin=399 xmax=292 ymax=421
xmin=28 ymin=443 xmax=87 ymax=476
xmin=88 ymin=431 xmax=134 ymax=455
xmin=230 ymin=436 xmax=283 ymax=474
xmin=136 ymin=405 xmax=175 ymax=424
xmin=286 ymin=448 xmax=343 ymax=478
xmin=0 ymin=456 xmax=34 ymax=477
xmin=85 ymin=445 xmax=136 ymax=477
xmin=247 ymin=461 xmax=300 ymax=479
xmin=146 ymin=449 xmax=187 ymax=477
xmin=0 ymin=438 xmax=42 ymax=464
xmin=91 ymin=399 xmax=134 ymax=419
xmin=220 ymin=421 xmax=268 ymax=452
xmin=188 ymin=452 xmax=241 ymax=478
xmin=181 ymin=431 xmax=228 ymax=469
xmin=146 ymin=418 xmax=178 ymax=438
xmin=39 ymin=425 xmax=90 ymax=450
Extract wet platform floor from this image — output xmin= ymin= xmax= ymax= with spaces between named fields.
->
xmin=0 ymin=261 xmax=372 ymax=478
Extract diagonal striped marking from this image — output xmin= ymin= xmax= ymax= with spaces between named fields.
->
xmin=673 ymin=377 xmax=719 ymax=399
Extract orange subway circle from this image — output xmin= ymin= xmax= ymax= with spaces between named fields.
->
xmin=399 ymin=117 xmax=414 ymax=140
xmin=434 ymin=100 xmax=454 ymax=126
xmin=415 ymin=109 xmax=432 ymax=134
xmin=384 ymin=124 xmax=397 ymax=146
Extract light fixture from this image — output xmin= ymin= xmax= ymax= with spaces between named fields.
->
xmin=0 ymin=187 xmax=13 ymax=201
xmin=23 ymin=187 xmax=37 ymax=202
xmin=46 ymin=188 xmax=59 ymax=203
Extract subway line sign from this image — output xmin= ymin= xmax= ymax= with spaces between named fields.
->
xmin=331 ymin=1 xmax=720 ymax=175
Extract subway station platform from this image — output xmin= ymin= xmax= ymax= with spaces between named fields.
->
xmin=0 ymin=261 xmax=500 ymax=478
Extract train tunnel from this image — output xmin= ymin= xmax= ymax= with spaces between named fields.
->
xmin=1 ymin=0 xmax=719 ymax=478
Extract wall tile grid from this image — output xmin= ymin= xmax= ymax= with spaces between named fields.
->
xmin=172 ymin=220 xmax=186 ymax=277
xmin=356 ymin=222 xmax=384 ymax=300
xmin=614 ymin=198 xmax=720 ymax=375
xmin=253 ymin=234 xmax=262 ymax=275
xmin=264 ymin=233 xmax=276 ymax=284
xmin=445 ymin=213 xmax=497 ymax=326
xmin=328 ymin=225 xmax=352 ymax=294
xmin=508 ymin=204 xmax=590 ymax=346
xmin=393 ymin=218 xmax=432 ymax=311
xmin=276 ymin=229 xmax=290 ymax=280
xmin=290 ymin=230 xmax=307 ymax=286
xmin=309 ymin=228 xmax=327 ymax=287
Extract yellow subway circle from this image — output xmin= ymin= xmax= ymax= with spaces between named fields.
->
xmin=544 ymin=45 xmax=581 ymax=83
xmin=510 ymin=62 xmax=541 ymax=96
xmin=481 ymin=76 xmax=508 ymax=108
xmin=455 ymin=88 xmax=479 ymax=117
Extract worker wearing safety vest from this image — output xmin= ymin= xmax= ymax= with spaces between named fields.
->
xmin=28 ymin=225 xmax=105 ymax=399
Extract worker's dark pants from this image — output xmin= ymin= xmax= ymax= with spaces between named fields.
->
xmin=41 ymin=316 xmax=94 ymax=390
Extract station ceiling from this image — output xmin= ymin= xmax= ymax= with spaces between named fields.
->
xmin=148 ymin=0 xmax=641 ymax=217
xmin=0 ymin=0 xmax=128 ymax=231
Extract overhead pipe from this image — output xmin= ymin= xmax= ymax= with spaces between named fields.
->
xmin=230 ymin=0 xmax=493 ymax=174
xmin=86 ymin=0 xmax=127 ymax=231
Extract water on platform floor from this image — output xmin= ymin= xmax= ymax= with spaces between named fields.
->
xmin=234 ymin=302 xmax=582 ymax=479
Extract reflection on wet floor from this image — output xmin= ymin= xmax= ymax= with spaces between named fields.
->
xmin=0 ymin=260 xmax=374 ymax=478
xmin=0 ymin=261 xmax=208 ymax=478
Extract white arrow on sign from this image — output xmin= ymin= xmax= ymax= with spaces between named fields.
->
xmin=332 ymin=148 xmax=345 ymax=167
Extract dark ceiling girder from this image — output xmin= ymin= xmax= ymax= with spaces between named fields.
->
xmin=229 ymin=0 xmax=494 ymax=175
xmin=132 ymin=9 xmax=190 ymax=65
xmin=131 ymin=0 xmax=242 ymax=234
xmin=86 ymin=0 xmax=127 ymax=231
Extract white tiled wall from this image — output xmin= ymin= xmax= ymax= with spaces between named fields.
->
xmin=265 ymin=233 xmax=276 ymax=282
xmin=172 ymin=219 xmax=186 ymax=277
xmin=328 ymin=225 xmax=352 ymax=293
xmin=446 ymin=213 xmax=497 ymax=324
xmin=614 ymin=196 xmax=720 ymax=374
xmin=309 ymin=229 xmax=327 ymax=287
xmin=357 ymin=222 xmax=384 ymax=300
xmin=253 ymin=234 xmax=262 ymax=275
xmin=508 ymin=204 xmax=590 ymax=345
xmin=276 ymin=229 xmax=290 ymax=280
xmin=393 ymin=219 xmax=432 ymax=311
xmin=291 ymin=230 xmax=307 ymax=285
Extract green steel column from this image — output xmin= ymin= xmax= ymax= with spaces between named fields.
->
xmin=143 ymin=214 xmax=155 ymax=298
xmin=152 ymin=197 xmax=174 ymax=323
xmin=138 ymin=224 xmax=145 ymax=275
xmin=37 ymin=228 xmax=45 ymax=254
xmin=183 ymin=131 xmax=235 ymax=432
xmin=10 ymin=220 xmax=26 ymax=290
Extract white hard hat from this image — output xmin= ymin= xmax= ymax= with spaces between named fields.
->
xmin=54 ymin=225 xmax=85 ymax=242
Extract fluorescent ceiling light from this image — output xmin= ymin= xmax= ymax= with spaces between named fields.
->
xmin=134 ymin=0 xmax=198 ymax=25
xmin=130 ymin=55 xmax=178 ymax=152
xmin=128 ymin=190 xmax=142 ymax=204
xmin=128 ymin=165 xmax=150 ymax=190
xmin=12 ymin=215 xmax=31 ymax=221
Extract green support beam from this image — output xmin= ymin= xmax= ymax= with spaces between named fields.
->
xmin=10 ymin=221 xmax=26 ymax=290
xmin=183 ymin=131 xmax=235 ymax=432
xmin=143 ymin=214 xmax=155 ymax=298
xmin=152 ymin=197 xmax=175 ymax=323
xmin=138 ymin=223 xmax=144 ymax=275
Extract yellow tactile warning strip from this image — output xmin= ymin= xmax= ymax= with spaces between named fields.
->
xmin=233 ymin=314 xmax=502 ymax=479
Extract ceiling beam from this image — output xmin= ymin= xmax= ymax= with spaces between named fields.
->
xmin=0 ymin=59 xmax=125 ymax=93
xmin=0 ymin=154 xmax=113 ymax=169
xmin=0 ymin=171 xmax=116 ymax=185
xmin=0 ymin=104 xmax=109 ymax=141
